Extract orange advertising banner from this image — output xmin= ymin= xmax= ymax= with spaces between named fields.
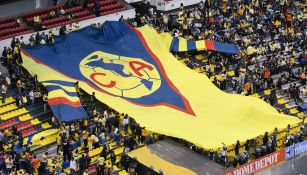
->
xmin=224 ymin=149 xmax=285 ymax=175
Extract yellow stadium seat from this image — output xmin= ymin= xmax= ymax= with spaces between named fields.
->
xmin=1 ymin=107 xmax=28 ymax=120
xmin=41 ymin=122 xmax=51 ymax=129
xmin=17 ymin=169 xmax=25 ymax=175
xmin=227 ymin=71 xmax=235 ymax=77
xmin=113 ymin=165 xmax=120 ymax=171
xmin=0 ymin=97 xmax=15 ymax=106
xmin=19 ymin=114 xmax=32 ymax=121
xmin=114 ymin=147 xmax=124 ymax=155
xmin=290 ymin=108 xmax=299 ymax=114
xmin=202 ymin=59 xmax=208 ymax=63
xmin=297 ymin=112 xmax=304 ymax=119
xmin=108 ymin=141 xmax=116 ymax=149
xmin=119 ymin=170 xmax=129 ymax=175
xmin=195 ymin=55 xmax=202 ymax=60
xmin=89 ymin=147 xmax=103 ymax=157
xmin=31 ymin=118 xmax=41 ymax=125
xmin=0 ymin=104 xmax=18 ymax=115
xmin=278 ymin=98 xmax=286 ymax=104
xmin=264 ymin=89 xmax=271 ymax=95
xmin=116 ymin=155 xmax=121 ymax=163
xmin=64 ymin=168 xmax=71 ymax=174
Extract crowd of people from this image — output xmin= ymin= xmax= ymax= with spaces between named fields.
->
xmin=128 ymin=0 xmax=307 ymax=104
xmin=127 ymin=0 xmax=306 ymax=169
xmin=0 ymin=0 xmax=306 ymax=174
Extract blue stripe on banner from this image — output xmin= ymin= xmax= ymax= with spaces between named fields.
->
xmin=42 ymin=80 xmax=75 ymax=87
xmin=170 ymin=37 xmax=179 ymax=52
xmin=45 ymin=85 xmax=78 ymax=97
xmin=187 ymin=40 xmax=196 ymax=51
xmin=214 ymin=42 xmax=240 ymax=54
xmin=50 ymin=104 xmax=88 ymax=121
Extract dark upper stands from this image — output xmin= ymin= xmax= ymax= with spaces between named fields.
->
xmin=0 ymin=0 xmax=20 ymax=5
xmin=0 ymin=0 xmax=128 ymax=40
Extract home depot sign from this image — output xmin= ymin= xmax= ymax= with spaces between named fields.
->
xmin=224 ymin=150 xmax=285 ymax=175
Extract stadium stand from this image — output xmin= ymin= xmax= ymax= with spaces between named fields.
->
xmin=0 ymin=16 xmax=33 ymax=40
xmin=0 ymin=0 xmax=20 ymax=5
xmin=0 ymin=0 xmax=129 ymax=39
xmin=0 ymin=0 xmax=306 ymax=174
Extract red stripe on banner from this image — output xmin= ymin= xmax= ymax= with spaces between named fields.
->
xmin=127 ymin=24 xmax=195 ymax=116
xmin=205 ymin=40 xmax=216 ymax=51
xmin=48 ymin=97 xmax=81 ymax=108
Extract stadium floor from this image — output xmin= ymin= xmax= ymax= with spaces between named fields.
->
xmin=129 ymin=139 xmax=227 ymax=175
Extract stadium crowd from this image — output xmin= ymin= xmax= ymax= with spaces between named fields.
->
xmin=0 ymin=0 xmax=306 ymax=174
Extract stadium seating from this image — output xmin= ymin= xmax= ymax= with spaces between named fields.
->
xmin=0 ymin=0 xmax=128 ymax=39
xmin=21 ymin=0 xmax=127 ymax=29
xmin=0 ymin=92 xmax=56 ymax=153
xmin=0 ymin=16 xmax=33 ymax=40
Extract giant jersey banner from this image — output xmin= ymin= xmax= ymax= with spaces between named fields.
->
xmin=20 ymin=21 xmax=300 ymax=149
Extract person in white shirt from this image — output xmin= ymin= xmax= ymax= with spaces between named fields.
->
xmin=70 ymin=157 xmax=77 ymax=173
xmin=29 ymin=90 xmax=35 ymax=105
xmin=103 ymin=110 xmax=108 ymax=118
xmin=5 ymin=157 xmax=13 ymax=174
xmin=220 ymin=143 xmax=227 ymax=168
xmin=123 ymin=115 xmax=129 ymax=134
xmin=5 ymin=76 xmax=11 ymax=87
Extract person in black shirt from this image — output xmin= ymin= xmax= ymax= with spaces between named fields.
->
xmin=234 ymin=140 xmax=240 ymax=155
xmin=79 ymin=154 xmax=87 ymax=173
xmin=244 ymin=140 xmax=250 ymax=151
xmin=262 ymin=132 xmax=268 ymax=146
xmin=2 ymin=47 xmax=7 ymax=59
xmin=10 ymin=37 xmax=16 ymax=49
xmin=94 ymin=0 xmax=101 ymax=17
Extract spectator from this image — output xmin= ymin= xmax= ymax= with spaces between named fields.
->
xmin=31 ymin=156 xmax=40 ymax=174
xmin=50 ymin=10 xmax=56 ymax=18
xmin=29 ymin=90 xmax=35 ymax=105
xmin=5 ymin=156 xmax=13 ymax=175
xmin=1 ymin=83 xmax=7 ymax=104
xmin=43 ymin=93 xmax=48 ymax=112
xmin=33 ymin=15 xmax=42 ymax=29
xmin=94 ymin=0 xmax=101 ymax=17
xmin=70 ymin=157 xmax=77 ymax=174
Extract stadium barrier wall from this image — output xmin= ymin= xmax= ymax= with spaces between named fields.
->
xmin=224 ymin=140 xmax=307 ymax=175
xmin=284 ymin=140 xmax=307 ymax=160
xmin=256 ymin=154 xmax=307 ymax=175
xmin=224 ymin=150 xmax=285 ymax=175
xmin=0 ymin=8 xmax=136 ymax=53
xmin=145 ymin=0 xmax=202 ymax=11
xmin=124 ymin=0 xmax=143 ymax=3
